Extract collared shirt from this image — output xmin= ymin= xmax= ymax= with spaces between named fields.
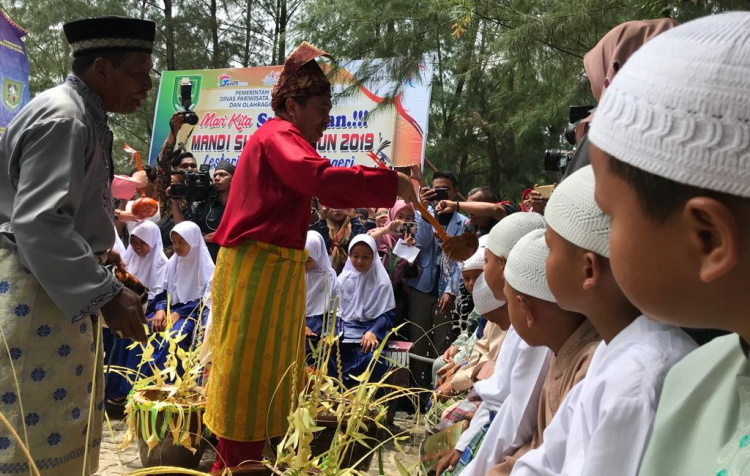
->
xmin=406 ymin=207 xmax=467 ymax=296
xmin=0 ymin=75 xmax=122 ymax=320
xmin=459 ymin=327 xmax=551 ymax=476
xmin=455 ymin=326 xmax=551 ymax=455
xmin=638 ymin=333 xmax=750 ymax=476
xmin=489 ymin=320 xmax=601 ymax=475
xmin=214 ymin=117 xmax=397 ymax=250
xmin=513 ymin=315 xmax=697 ymax=476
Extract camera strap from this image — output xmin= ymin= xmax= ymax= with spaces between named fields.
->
xmin=169 ymin=125 xmax=197 ymax=162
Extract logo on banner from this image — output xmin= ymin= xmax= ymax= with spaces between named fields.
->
xmin=217 ymin=72 xmax=247 ymax=88
xmin=2 ymin=78 xmax=23 ymax=112
xmin=262 ymin=71 xmax=280 ymax=86
xmin=172 ymin=75 xmax=202 ymax=111
xmin=218 ymin=73 xmax=232 ymax=87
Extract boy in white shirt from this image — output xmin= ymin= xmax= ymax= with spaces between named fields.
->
xmin=461 ymin=229 xmax=600 ymax=476
xmin=511 ymin=165 xmax=696 ymax=476
xmin=436 ymin=213 xmax=549 ymax=475
xmin=586 ymin=13 xmax=750 ymax=476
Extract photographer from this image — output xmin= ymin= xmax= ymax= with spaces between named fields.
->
xmin=407 ymin=168 xmax=467 ymax=391
xmin=155 ymin=152 xmax=196 ymax=254
xmin=182 ymin=160 xmax=234 ymax=261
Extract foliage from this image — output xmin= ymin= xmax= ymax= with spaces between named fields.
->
xmin=270 ymin=306 xmax=421 ymax=475
xmin=117 ymin=296 xmax=208 ymax=455
xmin=3 ymin=0 xmax=749 ymax=196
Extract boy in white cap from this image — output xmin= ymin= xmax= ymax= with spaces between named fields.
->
xmin=460 ymin=229 xmax=600 ymax=476
xmin=585 ymin=12 xmax=750 ymax=476
xmin=436 ymin=214 xmax=550 ymax=475
xmin=512 ymin=165 xmax=696 ymax=476
xmin=434 ymin=237 xmax=490 ymax=387
xmin=436 ymin=239 xmax=509 ymax=397
xmin=422 ymin=268 xmax=510 ymax=474
xmin=485 ymin=227 xmax=601 ymax=476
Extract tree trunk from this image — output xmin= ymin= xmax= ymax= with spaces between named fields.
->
xmin=210 ymin=0 xmax=220 ymax=68
xmin=163 ymin=0 xmax=176 ymax=70
xmin=276 ymin=0 xmax=287 ymax=64
xmin=242 ymin=0 xmax=253 ymax=66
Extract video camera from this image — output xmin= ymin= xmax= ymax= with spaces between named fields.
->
xmin=169 ymin=164 xmax=212 ymax=203
xmin=179 ymin=78 xmax=199 ymax=126
xmin=544 ymin=105 xmax=595 ymax=174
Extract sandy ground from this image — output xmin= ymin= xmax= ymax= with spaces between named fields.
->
xmin=95 ymin=411 xmax=423 ymax=475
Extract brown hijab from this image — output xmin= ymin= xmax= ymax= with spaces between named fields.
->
xmin=584 ymin=18 xmax=679 ymax=101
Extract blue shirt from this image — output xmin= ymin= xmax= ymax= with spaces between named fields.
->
xmin=406 ymin=208 xmax=468 ymax=296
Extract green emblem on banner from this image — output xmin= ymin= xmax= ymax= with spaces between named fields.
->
xmin=2 ymin=78 xmax=24 ymax=112
xmin=172 ymin=75 xmax=202 ymax=111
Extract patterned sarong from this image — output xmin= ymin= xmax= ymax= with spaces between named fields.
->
xmin=204 ymin=241 xmax=307 ymax=441
xmin=0 ymin=248 xmax=103 ymax=474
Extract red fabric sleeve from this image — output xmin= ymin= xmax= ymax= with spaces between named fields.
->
xmin=264 ymin=128 xmax=398 ymax=209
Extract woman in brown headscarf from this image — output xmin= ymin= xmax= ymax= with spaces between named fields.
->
xmin=560 ymin=18 xmax=678 ymax=179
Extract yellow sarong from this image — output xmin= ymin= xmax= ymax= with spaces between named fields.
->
xmin=204 ymin=241 xmax=307 ymax=441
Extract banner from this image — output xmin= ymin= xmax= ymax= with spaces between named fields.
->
xmin=149 ymin=58 xmax=433 ymax=170
xmin=0 ymin=11 xmax=30 ymax=137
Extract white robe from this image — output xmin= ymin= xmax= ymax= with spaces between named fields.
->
xmin=455 ymin=326 xmax=551 ymax=458
xmin=511 ymin=315 xmax=697 ymax=476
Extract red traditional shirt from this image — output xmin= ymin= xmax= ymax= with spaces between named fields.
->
xmin=214 ymin=117 xmax=398 ymax=250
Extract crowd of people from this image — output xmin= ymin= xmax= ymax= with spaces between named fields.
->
xmin=1 ymin=9 xmax=749 ymax=476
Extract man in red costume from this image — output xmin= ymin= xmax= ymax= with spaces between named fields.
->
xmin=204 ymin=42 xmax=417 ymax=470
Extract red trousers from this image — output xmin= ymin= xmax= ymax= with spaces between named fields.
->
xmin=211 ymin=437 xmax=265 ymax=471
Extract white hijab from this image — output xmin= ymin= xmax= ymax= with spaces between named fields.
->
xmin=336 ymin=235 xmax=395 ymax=323
xmin=166 ymin=221 xmax=215 ymax=304
xmin=123 ymin=221 xmax=169 ymax=300
xmin=305 ymin=230 xmax=337 ymax=317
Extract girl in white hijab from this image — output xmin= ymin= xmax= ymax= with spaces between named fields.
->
xmin=122 ymin=220 xmax=169 ymax=302
xmin=105 ymin=221 xmax=171 ymax=402
xmin=330 ymin=234 xmax=396 ymax=388
xmin=305 ymin=231 xmax=338 ymax=360
xmin=146 ymin=222 xmax=215 ymax=376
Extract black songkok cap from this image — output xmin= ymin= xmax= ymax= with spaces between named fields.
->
xmin=215 ymin=160 xmax=236 ymax=176
xmin=63 ymin=16 xmax=156 ymax=57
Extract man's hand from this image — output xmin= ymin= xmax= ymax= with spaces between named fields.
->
xmin=396 ymin=172 xmax=418 ymax=208
xmin=435 ymin=200 xmax=456 ymax=215
xmin=100 ymin=287 xmax=148 ymax=342
xmin=436 ymin=449 xmax=463 ymax=476
xmin=169 ymin=112 xmax=187 ymax=136
xmin=361 ymin=331 xmax=379 ymax=353
xmin=442 ymin=345 xmax=458 ymax=363
xmin=203 ymin=233 xmax=214 ymax=243
xmin=150 ymin=310 xmax=168 ymax=332
xmin=529 ymin=184 xmax=552 ymax=215
xmin=438 ymin=293 xmax=456 ymax=313
xmin=131 ymin=170 xmax=148 ymax=188
xmin=105 ymin=249 xmax=127 ymax=274
xmin=409 ymin=163 xmax=427 ymax=188
xmin=118 ymin=210 xmax=138 ymax=223
xmin=419 ymin=187 xmax=437 ymax=206
xmin=306 ymin=326 xmax=318 ymax=337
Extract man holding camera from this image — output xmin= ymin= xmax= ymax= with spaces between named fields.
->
xmin=0 ymin=17 xmax=152 ymax=474
xmin=181 ymin=160 xmax=234 ymax=261
xmin=406 ymin=169 xmax=467 ymax=392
